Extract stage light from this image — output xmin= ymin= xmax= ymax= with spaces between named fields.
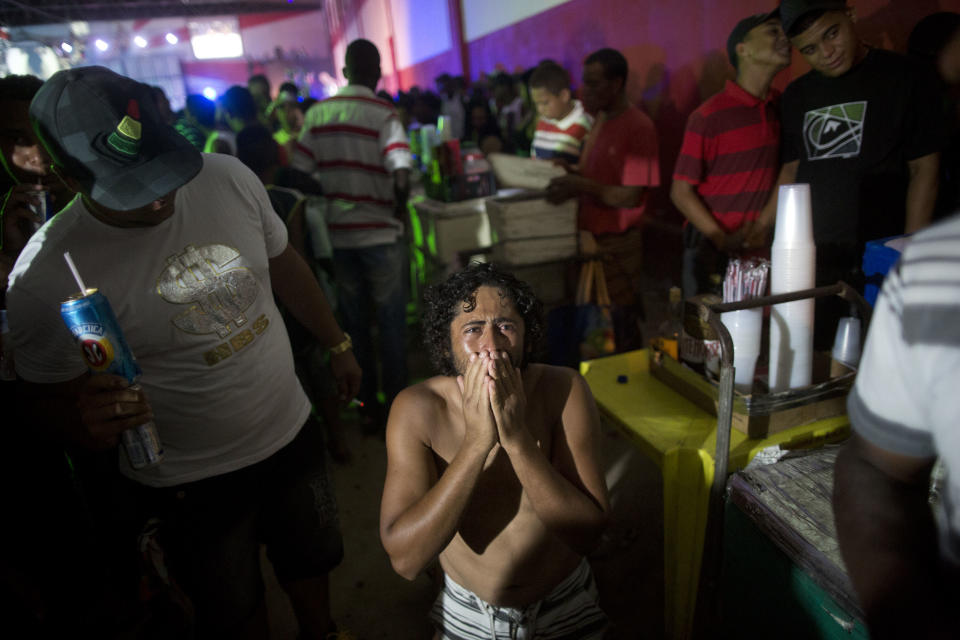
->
xmin=165 ymin=33 xmax=178 ymax=45
xmin=60 ymin=42 xmax=73 ymax=53
xmin=134 ymin=35 xmax=147 ymax=48
xmin=202 ymin=87 xmax=218 ymax=100
xmin=94 ymin=39 xmax=109 ymax=52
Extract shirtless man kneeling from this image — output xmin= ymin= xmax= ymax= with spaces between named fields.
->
xmin=380 ymin=262 xmax=611 ymax=639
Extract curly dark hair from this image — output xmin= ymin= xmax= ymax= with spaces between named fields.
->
xmin=422 ymin=262 xmax=545 ymax=376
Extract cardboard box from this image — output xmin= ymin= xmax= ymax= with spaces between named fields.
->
xmin=649 ymin=349 xmax=853 ymax=439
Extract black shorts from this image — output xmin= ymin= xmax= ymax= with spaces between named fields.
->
xmin=138 ymin=416 xmax=343 ymax=634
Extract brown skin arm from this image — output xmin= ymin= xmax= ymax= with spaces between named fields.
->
xmin=904 ymin=152 xmax=939 ymax=234
xmin=670 ymin=179 xmax=745 ymax=252
xmin=490 ymin=365 xmax=610 ymax=555
xmin=545 ymin=173 xmax=644 ymax=209
xmin=379 ymin=380 xmax=494 ymax=581
xmin=19 ymin=372 xmax=153 ymax=451
xmin=268 ymin=243 xmax=361 ymax=401
xmin=744 ymin=160 xmax=797 ymax=249
xmin=833 ymin=433 xmax=953 ymax=639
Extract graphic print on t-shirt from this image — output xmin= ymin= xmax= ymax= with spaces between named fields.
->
xmin=157 ymin=244 xmax=259 ymax=339
xmin=802 ymin=101 xmax=867 ymax=161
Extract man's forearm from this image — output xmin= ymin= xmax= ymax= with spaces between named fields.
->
xmin=834 ymin=441 xmax=950 ymax=638
xmin=503 ymin=434 xmax=608 ymax=555
xmin=381 ymin=441 xmax=490 ymax=580
xmin=670 ymin=181 xmax=725 ymax=248
xmin=590 ymin=180 xmax=645 ymax=209
xmin=268 ymin=243 xmax=345 ymax=349
xmin=905 ymin=153 xmax=939 ymax=234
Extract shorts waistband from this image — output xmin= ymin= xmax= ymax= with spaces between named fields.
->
xmin=442 ymin=557 xmax=591 ymax=614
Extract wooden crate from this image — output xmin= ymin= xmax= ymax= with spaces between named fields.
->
xmin=486 ymin=192 xmax=577 ymax=241
xmin=492 ymin=235 xmax=578 ymax=266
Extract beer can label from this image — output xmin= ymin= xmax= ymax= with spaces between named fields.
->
xmin=60 ymin=290 xmax=141 ymax=382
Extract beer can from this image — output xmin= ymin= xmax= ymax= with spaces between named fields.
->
xmin=60 ymin=289 xmax=164 ymax=468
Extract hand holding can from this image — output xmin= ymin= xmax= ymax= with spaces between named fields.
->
xmin=61 ymin=287 xmax=164 ymax=468
xmin=75 ymin=374 xmax=154 ymax=450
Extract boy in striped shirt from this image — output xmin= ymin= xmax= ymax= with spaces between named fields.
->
xmin=529 ymin=63 xmax=593 ymax=166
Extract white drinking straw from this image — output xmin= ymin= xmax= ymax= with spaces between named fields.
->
xmin=63 ymin=251 xmax=87 ymax=297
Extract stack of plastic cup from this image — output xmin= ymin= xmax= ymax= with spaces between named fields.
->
xmin=769 ymin=184 xmax=816 ymax=391
xmin=721 ymin=307 xmax=763 ymax=393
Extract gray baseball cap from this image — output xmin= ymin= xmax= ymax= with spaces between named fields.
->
xmin=29 ymin=65 xmax=202 ymax=212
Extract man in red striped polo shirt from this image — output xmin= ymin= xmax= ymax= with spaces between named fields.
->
xmin=671 ymin=10 xmax=791 ymax=297
xmin=293 ymin=39 xmax=413 ymax=431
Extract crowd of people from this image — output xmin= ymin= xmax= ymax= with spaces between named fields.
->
xmin=0 ymin=0 xmax=959 ymax=638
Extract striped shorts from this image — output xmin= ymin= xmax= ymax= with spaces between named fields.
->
xmin=430 ymin=559 xmax=608 ymax=640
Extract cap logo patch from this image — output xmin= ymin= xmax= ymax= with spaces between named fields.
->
xmin=107 ymin=99 xmax=143 ymax=157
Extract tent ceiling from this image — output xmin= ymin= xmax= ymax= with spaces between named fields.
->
xmin=0 ymin=1 xmax=324 ymax=27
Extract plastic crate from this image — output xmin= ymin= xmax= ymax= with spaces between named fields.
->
xmin=862 ymin=234 xmax=908 ymax=306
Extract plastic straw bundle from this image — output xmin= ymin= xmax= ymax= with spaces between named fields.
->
xmin=722 ymin=257 xmax=770 ymax=303
xmin=720 ymin=257 xmax=770 ymax=392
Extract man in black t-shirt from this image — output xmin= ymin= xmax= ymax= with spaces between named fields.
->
xmin=752 ymin=0 xmax=943 ymax=347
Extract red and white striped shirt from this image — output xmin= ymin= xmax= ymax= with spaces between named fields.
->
xmin=531 ymin=100 xmax=593 ymax=165
xmin=292 ymin=85 xmax=412 ymax=248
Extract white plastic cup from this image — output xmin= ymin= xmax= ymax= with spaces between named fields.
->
xmin=721 ymin=308 xmax=763 ymax=393
xmin=769 ymin=300 xmax=815 ymax=391
xmin=771 ymin=243 xmax=816 ymax=293
xmin=831 ymin=317 xmax=861 ymax=367
xmin=774 ymin=184 xmax=814 ymax=246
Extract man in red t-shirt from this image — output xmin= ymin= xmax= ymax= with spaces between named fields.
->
xmin=671 ymin=10 xmax=791 ymax=296
xmin=547 ymin=48 xmax=659 ymax=350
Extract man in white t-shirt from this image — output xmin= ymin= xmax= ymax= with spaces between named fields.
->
xmin=6 ymin=66 xmax=361 ymax=639
xmin=835 ymin=213 xmax=960 ymax=638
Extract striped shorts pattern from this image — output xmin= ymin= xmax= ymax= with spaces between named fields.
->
xmin=430 ymin=559 xmax=608 ymax=639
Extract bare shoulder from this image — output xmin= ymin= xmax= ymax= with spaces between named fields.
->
xmin=388 ymin=375 xmax=459 ymax=442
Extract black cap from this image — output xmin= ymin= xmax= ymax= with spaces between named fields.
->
xmin=779 ymin=0 xmax=847 ymax=37
xmin=727 ymin=10 xmax=780 ymax=69
xmin=29 ymin=65 xmax=202 ymax=212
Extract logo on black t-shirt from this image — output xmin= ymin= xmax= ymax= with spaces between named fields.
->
xmin=802 ymin=101 xmax=867 ymax=160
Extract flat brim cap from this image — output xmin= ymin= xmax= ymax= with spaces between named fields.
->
xmin=780 ymin=0 xmax=847 ymax=36
xmin=727 ymin=9 xmax=781 ymax=68
xmin=29 ymin=65 xmax=202 ymax=212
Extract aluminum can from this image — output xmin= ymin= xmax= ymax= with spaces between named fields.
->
xmin=60 ymin=289 xmax=163 ymax=468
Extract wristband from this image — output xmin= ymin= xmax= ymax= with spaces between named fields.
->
xmin=329 ymin=332 xmax=352 ymax=355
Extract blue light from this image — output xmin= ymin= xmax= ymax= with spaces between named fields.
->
xmin=202 ymin=87 xmax=218 ymax=100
